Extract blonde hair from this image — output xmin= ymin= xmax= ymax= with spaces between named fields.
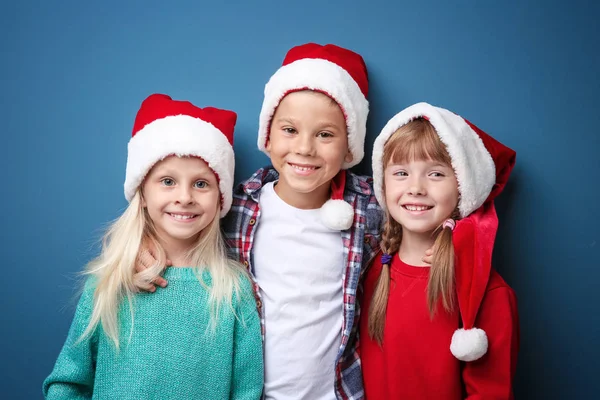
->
xmin=79 ymin=189 xmax=246 ymax=349
xmin=368 ymin=118 xmax=458 ymax=345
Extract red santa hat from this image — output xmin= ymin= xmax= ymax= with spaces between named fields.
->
xmin=258 ymin=43 xmax=370 ymax=230
xmin=124 ymin=93 xmax=237 ymax=217
xmin=372 ymin=102 xmax=516 ymax=361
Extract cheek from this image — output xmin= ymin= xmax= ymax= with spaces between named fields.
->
xmin=323 ymin=144 xmax=350 ymax=165
xmin=201 ymin=190 xmax=221 ymax=209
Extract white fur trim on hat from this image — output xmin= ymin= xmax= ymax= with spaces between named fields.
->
xmin=372 ymin=102 xmax=495 ymax=218
xmin=450 ymin=327 xmax=489 ymax=362
xmin=258 ymin=58 xmax=369 ymax=169
xmin=124 ymin=115 xmax=235 ymax=217
xmin=319 ymin=199 xmax=354 ymax=230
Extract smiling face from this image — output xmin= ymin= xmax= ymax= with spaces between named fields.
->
xmin=382 ymin=118 xmax=460 ymax=239
xmin=265 ymin=90 xmax=353 ymax=209
xmin=384 ymin=159 xmax=459 ymax=237
xmin=141 ymin=156 xmax=220 ymax=251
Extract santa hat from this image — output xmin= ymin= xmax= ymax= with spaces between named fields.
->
xmin=258 ymin=43 xmax=369 ymax=230
xmin=124 ymin=93 xmax=237 ymax=217
xmin=372 ymin=102 xmax=516 ymax=361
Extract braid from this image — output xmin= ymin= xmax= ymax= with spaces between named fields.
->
xmin=428 ymin=209 xmax=460 ymax=316
xmin=368 ymin=214 xmax=402 ymax=345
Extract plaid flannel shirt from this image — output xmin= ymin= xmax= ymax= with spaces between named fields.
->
xmin=222 ymin=166 xmax=383 ymax=400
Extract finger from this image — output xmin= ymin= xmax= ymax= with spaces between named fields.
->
xmin=142 ymin=249 xmax=156 ymax=268
xmin=135 ymin=250 xmax=151 ymax=273
xmin=135 ymin=281 xmax=156 ymax=293
xmin=153 ymin=277 xmax=168 ymax=288
xmin=424 ymin=248 xmax=434 ymax=256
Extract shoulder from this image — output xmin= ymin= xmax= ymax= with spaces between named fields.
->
xmin=80 ymin=277 xmax=98 ymax=302
xmin=346 ymin=170 xmax=384 ymax=233
xmin=232 ymin=166 xmax=278 ymax=199
xmin=345 ymin=170 xmax=374 ymax=196
xmin=233 ymin=272 xmax=260 ymax=318
xmin=484 ymin=270 xmax=518 ymax=305
xmin=364 ymin=252 xmax=384 ymax=284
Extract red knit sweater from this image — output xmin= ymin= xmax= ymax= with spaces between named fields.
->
xmin=360 ymin=254 xmax=519 ymax=399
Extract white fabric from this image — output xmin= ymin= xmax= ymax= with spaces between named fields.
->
xmin=254 ymin=182 xmax=343 ymax=400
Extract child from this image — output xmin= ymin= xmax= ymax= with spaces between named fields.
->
xmin=360 ymin=102 xmax=520 ymax=399
xmin=43 ymin=94 xmax=264 ymax=399
xmin=223 ymin=43 xmax=383 ymax=400
xmin=136 ymin=44 xmax=384 ymax=399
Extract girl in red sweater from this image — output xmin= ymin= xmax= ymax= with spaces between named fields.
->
xmin=360 ymin=102 xmax=519 ymax=399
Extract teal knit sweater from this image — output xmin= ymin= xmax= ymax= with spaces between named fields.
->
xmin=43 ymin=267 xmax=264 ymax=399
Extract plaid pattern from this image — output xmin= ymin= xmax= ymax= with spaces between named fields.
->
xmin=223 ymin=166 xmax=383 ymax=400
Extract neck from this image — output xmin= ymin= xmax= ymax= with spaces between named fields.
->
xmin=398 ymin=230 xmax=436 ymax=267
xmin=273 ymin=180 xmax=330 ymax=209
xmin=157 ymin=235 xmax=197 ymax=267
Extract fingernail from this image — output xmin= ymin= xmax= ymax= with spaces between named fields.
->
xmin=160 ymin=281 xmax=167 ymax=288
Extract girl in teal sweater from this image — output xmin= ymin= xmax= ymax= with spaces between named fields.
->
xmin=43 ymin=94 xmax=264 ymax=399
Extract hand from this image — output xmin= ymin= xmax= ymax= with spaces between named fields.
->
xmin=134 ymin=240 xmax=170 ymax=292
xmin=422 ymin=248 xmax=434 ymax=265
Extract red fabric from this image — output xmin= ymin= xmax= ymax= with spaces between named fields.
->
xmin=282 ymin=43 xmax=369 ymax=97
xmin=360 ymin=255 xmax=519 ymax=399
xmin=132 ymin=94 xmax=237 ymax=145
xmin=463 ymin=119 xmax=516 ymax=202
xmin=330 ymin=170 xmax=347 ymax=201
xmin=451 ymin=123 xmax=516 ymax=335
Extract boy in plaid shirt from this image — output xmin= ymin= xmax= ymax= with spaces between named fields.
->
xmin=138 ymin=43 xmax=383 ymax=399
xmin=224 ymin=43 xmax=382 ymax=400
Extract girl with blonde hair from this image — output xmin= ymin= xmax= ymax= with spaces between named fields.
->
xmin=43 ymin=94 xmax=263 ymax=399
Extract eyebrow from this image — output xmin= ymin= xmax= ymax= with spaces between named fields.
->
xmin=153 ymin=167 xmax=214 ymax=179
xmin=314 ymin=122 xmax=344 ymax=131
xmin=273 ymin=117 xmax=298 ymax=125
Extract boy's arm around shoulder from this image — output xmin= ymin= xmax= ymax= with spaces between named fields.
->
xmin=359 ymin=174 xmax=384 ymax=265
xmin=43 ymin=279 xmax=98 ymax=399
xmin=230 ymin=275 xmax=264 ymax=400
xmin=462 ymin=273 xmax=520 ymax=399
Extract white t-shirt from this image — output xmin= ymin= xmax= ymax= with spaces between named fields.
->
xmin=253 ymin=182 xmax=344 ymax=400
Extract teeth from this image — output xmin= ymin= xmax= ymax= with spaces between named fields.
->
xmin=291 ymin=164 xmax=316 ymax=171
xmin=170 ymin=213 xmax=196 ymax=220
xmin=405 ymin=205 xmax=430 ymax=211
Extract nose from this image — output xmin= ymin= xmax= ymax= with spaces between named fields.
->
xmin=294 ymin=132 xmax=316 ymax=156
xmin=407 ymin=176 xmax=426 ymax=196
xmin=176 ymin=186 xmax=194 ymax=204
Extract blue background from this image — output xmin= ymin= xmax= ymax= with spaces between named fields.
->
xmin=2 ymin=0 xmax=598 ymax=398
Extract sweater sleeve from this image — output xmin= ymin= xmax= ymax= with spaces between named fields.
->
xmin=462 ymin=286 xmax=519 ymax=399
xmin=43 ymin=281 xmax=98 ymax=399
xmin=230 ymin=277 xmax=264 ymax=400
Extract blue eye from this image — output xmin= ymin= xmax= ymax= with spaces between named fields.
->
xmin=161 ymin=178 xmax=175 ymax=186
xmin=194 ymin=181 xmax=208 ymax=189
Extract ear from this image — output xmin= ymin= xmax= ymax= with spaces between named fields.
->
xmin=265 ymin=136 xmax=272 ymax=153
xmin=344 ymin=148 xmax=353 ymax=163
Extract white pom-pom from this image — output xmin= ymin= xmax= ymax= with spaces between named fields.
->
xmin=450 ymin=327 xmax=488 ymax=362
xmin=320 ymin=199 xmax=354 ymax=230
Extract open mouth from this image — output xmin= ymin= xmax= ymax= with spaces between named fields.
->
xmin=402 ymin=205 xmax=433 ymax=212
xmin=288 ymin=162 xmax=320 ymax=172
xmin=167 ymin=213 xmax=199 ymax=221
